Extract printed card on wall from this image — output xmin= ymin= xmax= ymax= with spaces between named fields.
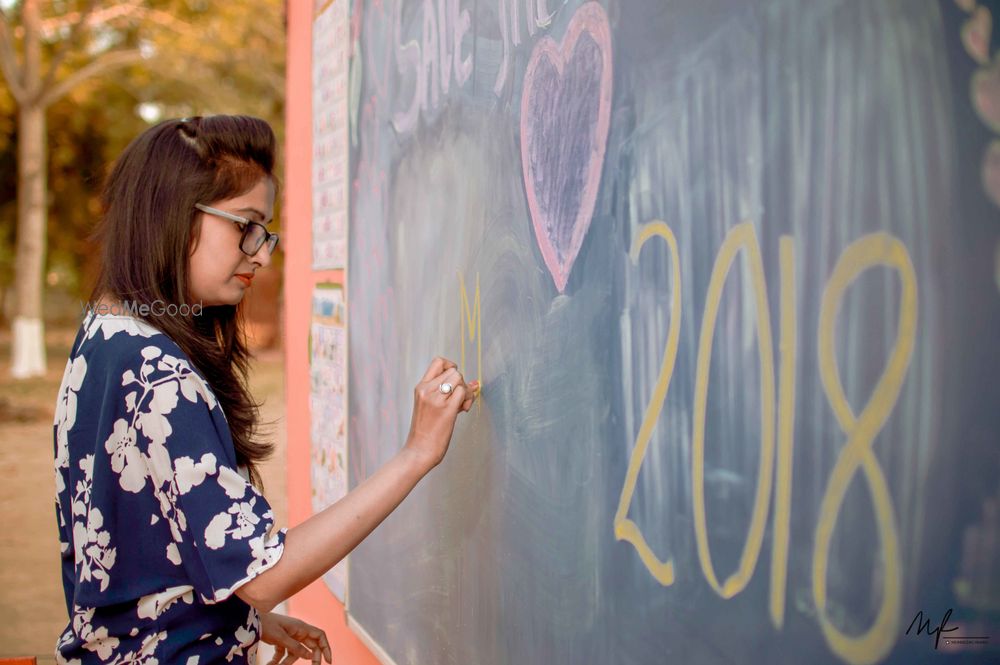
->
xmin=311 ymin=0 xmax=349 ymax=269
xmin=309 ymin=283 xmax=348 ymax=600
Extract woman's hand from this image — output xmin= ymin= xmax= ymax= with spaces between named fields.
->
xmin=404 ymin=357 xmax=480 ymax=472
xmin=260 ymin=611 xmax=332 ymax=665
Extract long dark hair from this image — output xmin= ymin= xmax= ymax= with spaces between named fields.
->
xmin=88 ymin=115 xmax=277 ymax=487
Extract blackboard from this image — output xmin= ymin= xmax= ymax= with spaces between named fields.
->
xmin=345 ymin=1 xmax=1000 ymax=663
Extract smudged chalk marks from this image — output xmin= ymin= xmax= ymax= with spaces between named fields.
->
xmin=961 ymin=5 xmax=992 ymax=65
xmin=973 ymin=56 xmax=1000 ymax=133
xmin=956 ymin=0 xmax=1000 ymax=223
xmin=520 ymin=1 xmax=612 ymax=293
xmin=984 ymin=140 xmax=1000 ymax=209
xmin=995 ymin=233 xmax=1000 ymax=291
xmin=957 ymin=0 xmax=1000 ymax=308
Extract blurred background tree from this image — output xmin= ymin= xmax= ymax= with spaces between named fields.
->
xmin=0 ymin=0 xmax=286 ymax=377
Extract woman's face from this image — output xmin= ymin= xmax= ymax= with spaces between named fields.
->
xmin=189 ymin=176 xmax=275 ymax=307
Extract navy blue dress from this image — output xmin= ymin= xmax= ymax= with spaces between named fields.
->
xmin=53 ymin=311 xmax=286 ymax=664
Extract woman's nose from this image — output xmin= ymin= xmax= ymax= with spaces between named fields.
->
xmin=251 ymin=243 xmax=273 ymax=269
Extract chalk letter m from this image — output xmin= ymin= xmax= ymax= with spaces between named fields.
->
xmin=459 ymin=272 xmax=482 ymax=404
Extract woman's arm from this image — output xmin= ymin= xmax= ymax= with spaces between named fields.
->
xmin=236 ymin=358 xmax=478 ymax=613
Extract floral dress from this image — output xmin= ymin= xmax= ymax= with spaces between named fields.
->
xmin=53 ymin=311 xmax=286 ymax=664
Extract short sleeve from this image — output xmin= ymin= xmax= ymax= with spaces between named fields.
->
xmin=132 ymin=342 xmax=286 ymax=604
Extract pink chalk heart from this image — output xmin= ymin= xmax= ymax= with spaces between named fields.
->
xmin=520 ymin=2 xmax=612 ymax=293
xmin=972 ymin=58 xmax=1000 ymax=133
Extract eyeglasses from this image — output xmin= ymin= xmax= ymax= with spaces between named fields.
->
xmin=194 ymin=203 xmax=280 ymax=256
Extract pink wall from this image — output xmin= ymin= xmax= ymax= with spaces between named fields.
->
xmin=284 ymin=2 xmax=379 ymax=662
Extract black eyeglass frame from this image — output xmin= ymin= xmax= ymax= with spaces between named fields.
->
xmin=194 ymin=203 xmax=279 ymax=256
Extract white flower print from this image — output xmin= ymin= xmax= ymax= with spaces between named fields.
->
xmin=136 ymin=382 xmax=179 ymax=446
xmin=55 ymin=355 xmax=87 ymax=431
xmin=86 ymin=631 xmax=119 ymax=661
xmin=56 ymin=624 xmax=78 ymax=661
xmin=152 ymin=452 xmax=216 ymax=555
xmin=69 ymin=454 xmax=116 ymax=591
xmin=245 ymin=532 xmax=284 ymax=579
xmin=204 ymin=513 xmax=232 ymax=550
xmin=111 ymin=629 xmax=166 ymax=664
xmin=71 ymin=455 xmax=94 ymax=518
xmin=136 ymin=585 xmax=194 ymax=620
xmin=73 ymin=507 xmax=116 ymax=592
xmin=156 ymin=353 xmax=179 ymax=371
xmin=204 ymin=497 xmax=263 ymax=550
xmin=146 ymin=440 xmax=172 ymax=484
xmin=63 ymin=601 xmax=170 ymax=664
xmin=217 ymin=466 xmax=248 ymax=500
xmin=232 ymin=498 xmax=262 ymax=538
xmin=204 ymin=529 xmax=284 ymax=604
xmin=107 ymin=344 xmax=219 ymax=550
xmin=54 ymin=354 xmax=88 ymax=497
xmin=136 ymin=633 xmax=168 ymax=662
xmin=114 ymin=344 xmax=265 ymax=580
xmin=58 ymin=319 xmax=282 ymax=663
xmin=72 ymin=607 xmax=120 ymax=660
xmin=87 ymin=314 xmax=160 ymax=342
xmin=175 ymin=453 xmax=218 ymax=495
xmin=104 ymin=419 xmax=147 ymax=493
xmin=224 ymin=606 xmax=259 ymax=662
xmin=177 ymin=364 xmax=218 ymax=411
xmin=159 ymin=495 xmax=186 ymax=543
xmin=79 ymin=454 xmax=94 ymax=479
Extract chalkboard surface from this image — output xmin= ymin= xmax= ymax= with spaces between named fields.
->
xmin=346 ymin=1 xmax=1000 ymax=663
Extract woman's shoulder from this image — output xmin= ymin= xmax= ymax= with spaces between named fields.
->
xmin=65 ymin=311 xmax=223 ymax=420
xmin=70 ymin=311 xmax=208 ymax=390
xmin=75 ymin=310 xmax=185 ymax=357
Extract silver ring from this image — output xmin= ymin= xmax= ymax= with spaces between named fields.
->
xmin=438 ymin=382 xmax=454 ymax=395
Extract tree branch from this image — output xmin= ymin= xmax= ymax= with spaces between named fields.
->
xmin=41 ymin=0 xmax=102 ymax=92
xmin=36 ymin=1 xmax=143 ymax=38
xmin=132 ymin=6 xmax=193 ymax=34
xmin=36 ymin=2 xmax=193 ymax=40
xmin=0 ymin=11 xmax=26 ymax=103
xmin=39 ymin=48 xmax=144 ymax=108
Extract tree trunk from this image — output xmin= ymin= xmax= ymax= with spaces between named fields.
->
xmin=11 ymin=0 xmax=47 ymax=379
xmin=11 ymin=102 xmax=47 ymax=378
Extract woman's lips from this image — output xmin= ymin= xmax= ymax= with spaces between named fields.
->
xmin=235 ymin=274 xmax=253 ymax=287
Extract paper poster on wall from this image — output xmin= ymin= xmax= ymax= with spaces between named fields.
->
xmin=309 ymin=283 xmax=348 ymax=600
xmin=311 ymin=0 xmax=349 ymax=269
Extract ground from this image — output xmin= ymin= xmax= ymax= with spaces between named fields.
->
xmin=0 ymin=323 xmax=288 ymax=663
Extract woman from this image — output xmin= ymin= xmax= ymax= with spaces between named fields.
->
xmin=53 ymin=115 xmax=478 ymax=664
